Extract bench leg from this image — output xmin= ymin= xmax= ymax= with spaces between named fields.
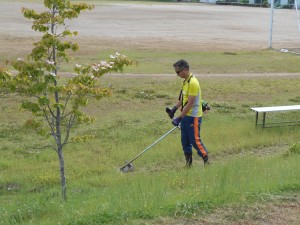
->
xmin=255 ymin=112 xmax=258 ymax=126
xmin=262 ymin=112 xmax=266 ymax=128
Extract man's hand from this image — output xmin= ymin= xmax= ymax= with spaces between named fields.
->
xmin=172 ymin=117 xmax=182 ymax=126
xmin=166 ymin=106 xmax=177 ymax=119
xmin=202 ymin=101 xmax=210 ymax=113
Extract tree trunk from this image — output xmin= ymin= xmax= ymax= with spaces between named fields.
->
xmin=53 ymin=72 xmax=66 ymax=200
xmin=58 ymin=145 xmax=67 ymax=201
xmin=54 ymin=89 xmax=66 ymax=200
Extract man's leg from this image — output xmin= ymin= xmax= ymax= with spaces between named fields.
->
xmin=190 ymin=117 xmax=209 ymax=163
xmin=184 ymin=152 xmax=193 ymax=167
xmin=181 ymin=117 xmax=193 ymax=167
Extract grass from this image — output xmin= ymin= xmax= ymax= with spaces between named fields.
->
xmin=3 ymin=46 xmax=300 ymax=74
xmin=1 ymin=154 xmax=299 ymax=224
xmin=55 ymin=49 xmax=300 ymax=74
xmin=1 ymin=74 xmax=300 ymax=224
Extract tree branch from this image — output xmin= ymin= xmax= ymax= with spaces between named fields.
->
xmin=25 ymin=144 xmax=57 ymax=152
xmin=61 ymin=94 xmax=71 ymax=117
xmin=62 ymin=113 xmax=76 ymax=147
xmin=44 ymin=107 xmax=57 ymax=143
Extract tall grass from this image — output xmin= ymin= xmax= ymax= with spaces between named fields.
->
xmin=1 ymin=154 xmax=298 ymax=224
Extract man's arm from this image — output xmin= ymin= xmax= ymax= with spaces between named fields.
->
xmin=174 ymin=100 xmax=182 ymax=110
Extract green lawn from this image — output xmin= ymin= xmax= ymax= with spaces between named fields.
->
xmin=1 ymin=74 xmax=300 ymax=224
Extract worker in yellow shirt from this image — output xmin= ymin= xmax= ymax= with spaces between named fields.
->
xmin=167 ymin=59 xmax=209 ymax=167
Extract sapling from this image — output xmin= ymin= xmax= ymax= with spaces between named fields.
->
xmin=0 ymin=0 xmax=133 ymax=200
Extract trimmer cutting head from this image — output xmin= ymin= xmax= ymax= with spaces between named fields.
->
xmin=120 ymin=162 xmax=134 ymax=173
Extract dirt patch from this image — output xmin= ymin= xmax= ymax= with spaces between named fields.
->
xmin=1 ymin=2 xmax=300 ymax=54
xmin=138 ymin=193 xmax=300 ymax=225
xmin=202 ymin=194 xmax=300 ymax=225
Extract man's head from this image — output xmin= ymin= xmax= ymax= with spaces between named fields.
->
xmin=173 ymin=59 xmax=190 ymax=78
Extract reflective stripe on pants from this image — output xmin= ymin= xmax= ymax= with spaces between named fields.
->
xmin=181 ymin=116 xmax=208 ymax=159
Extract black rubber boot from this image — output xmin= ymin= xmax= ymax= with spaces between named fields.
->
xmin=203 ymin=155 xmax=210 ymax=166
xmin=184 ymin=153 xmax=193 ymax=167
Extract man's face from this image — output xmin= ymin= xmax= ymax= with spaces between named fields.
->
xmin=175 ymin=67 xmax=187 ymax=78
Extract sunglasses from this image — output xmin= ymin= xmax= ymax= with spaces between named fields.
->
xmin=175 ymin=68 xmax=184 ymax=74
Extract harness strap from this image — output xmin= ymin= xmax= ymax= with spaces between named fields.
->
xmin=179 ymin=75 xmax=193 ymax=111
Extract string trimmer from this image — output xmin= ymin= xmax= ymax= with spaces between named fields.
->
xmin=120 ymin=126 xmax=179 ymax=173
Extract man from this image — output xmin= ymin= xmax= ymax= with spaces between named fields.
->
xmin=167 ymin=59 xmax=209 ymax=167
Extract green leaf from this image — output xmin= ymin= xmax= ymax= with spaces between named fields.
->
xmin=21 ymin=101 xmax=41 ymax=113
xmin=52 ymin=103 xmax=65 ymax=110
xmin=71 ymin=43 xmax=79 ymax=52
xmin=38 ymin=96 xmax=50 ymax=106
xmin=0 ymin=68 xmax=12 ymax=81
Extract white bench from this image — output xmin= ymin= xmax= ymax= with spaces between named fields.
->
xmin=251 ymin=105 xmax=300 ymax=128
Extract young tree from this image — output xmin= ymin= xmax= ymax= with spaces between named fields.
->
xmin=0 ymin=0 xmax=133 ymax=201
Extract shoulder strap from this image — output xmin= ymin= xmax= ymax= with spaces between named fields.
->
xmin=179 ymin=75 xmax=193 ymax=109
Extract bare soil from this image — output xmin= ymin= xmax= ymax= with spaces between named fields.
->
xmin=0 ymin=1 xmax=299 ymax=224
xmin=1 ymin=1 xmax=300 ymax=54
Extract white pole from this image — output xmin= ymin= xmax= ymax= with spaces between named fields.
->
xmin=295 ymin=0 xmax=300 ymax=32
xmin=269 ymin=0 xmax=274 ymax=48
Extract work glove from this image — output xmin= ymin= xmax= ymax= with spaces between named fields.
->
xmin=166 ymin=106 xmax=177 ymax=119
xmin=202 ymin=101 xmax=211 ymax=113
xmin=172 ymin=117 xmax=182 ymax=126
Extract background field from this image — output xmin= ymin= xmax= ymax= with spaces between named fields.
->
xmin=0 ymin=0 xmax=299 ymax=225
xmin=1 ymin=0 xmax=300 ymax=57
